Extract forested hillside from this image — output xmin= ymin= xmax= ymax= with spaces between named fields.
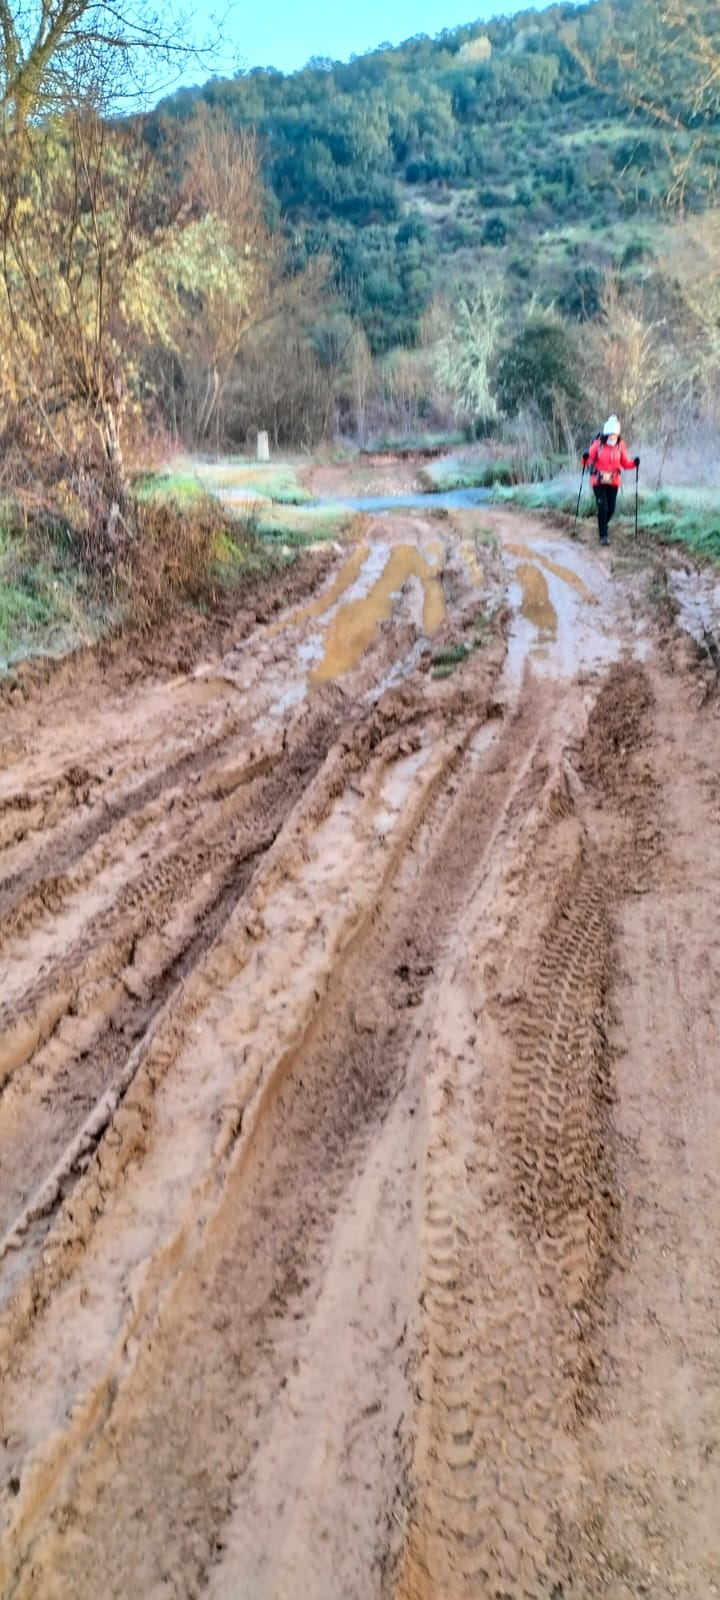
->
xmin=1 ymin=0 xmax=718 ymax=553
xmin=158 ymin=0 xmax=719 ymax=353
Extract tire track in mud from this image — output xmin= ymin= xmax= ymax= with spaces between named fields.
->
xmin=0 ymin=682 xmax=536 ymax=1600
xmin=395 ymin=757 xmax=624 ymax=1600
xmin=0 ymin=657 xmax=497 ymax=1332
xmin=393 ymin=663 xmax=659 ymax=1600
xmin=506 ymin=860 xmax=614 ymax=1334
xmin=0 ymin=530 xmax=670 ymax=1598
xmin=0 ymin=835 xmax=270 ymax=1257
xmin=0 ymin=710 xmax=270 ymax=930
xmin=0 ymin=701 xmax=348 ymax=1254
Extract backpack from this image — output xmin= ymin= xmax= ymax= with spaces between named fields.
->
xmin=588 ymin=433 xmax=622 ymax=486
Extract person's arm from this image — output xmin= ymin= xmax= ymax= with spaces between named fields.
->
xmin=586 ymin=438 xmax=600 ymax=467
xmin=619 ymin=440 xmax=637 ymax=470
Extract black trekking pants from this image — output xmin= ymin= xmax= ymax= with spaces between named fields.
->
xmin=593 ymin=483 xmax=618 ymax=543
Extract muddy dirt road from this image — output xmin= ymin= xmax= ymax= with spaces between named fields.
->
xmin=1 ymin=489 xmax=720 ymax=1599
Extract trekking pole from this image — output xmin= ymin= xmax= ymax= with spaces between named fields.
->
xmin=634 ymin=460 xmax=639 ymax=539
xmin=573 ymin=461 xmax=587 ymax=537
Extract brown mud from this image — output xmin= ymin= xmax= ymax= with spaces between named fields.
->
xmin=1 ymin=479 xmax=720 ymax=1599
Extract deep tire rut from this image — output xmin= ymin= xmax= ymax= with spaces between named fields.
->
xmin=0 ymin=701 xmax=346 ymax=1265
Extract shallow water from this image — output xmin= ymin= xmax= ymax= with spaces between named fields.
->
xmin=503 ymin=535 xmax=620 ymax=681
xmin=311 ymin=543 xmax=446 ymax=683
xmin=306 ymin=488 xmax=492 ymax=513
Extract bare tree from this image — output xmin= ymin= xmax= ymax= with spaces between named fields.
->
xmin=586 ymin=274 xmax=670 ymax=435
xmin=428 ymin=285 xmax=504 ymax=430
xmin=0 ymin=106 xmax=182 ymax=506
xmin=150 ymin=106 xmax=328 ymax=448
xmin=0 ymin=0 xmax=222 ymax=127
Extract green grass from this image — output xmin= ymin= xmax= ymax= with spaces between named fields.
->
xmin=209 ymin=527 xmax=287 ymax=584
xmin=135 ymin=459 xmax=313 ymax=507
xmin=255 ymin=524 xmax=321 ymax=549
xmin=193 ymin=459 xmax=312 ymax=504
xmin=471 ymin=605 xmax=495 ymax=645
xmin=492 ymin=479 xmax=581 ymax=515
xmin=632 ymin=489 xmax=720 ymax=563
xmin=253 ymin=504 xmax=356 ymax=545
xmin=422 ymin=462 xmax=497 ymax=491
xmin=0 ymin=527 xmax=99 ymax=665
xmin=431 ymin=604 xmax=496 ymax=678
xmin=432 ymin=642 xmax=470 ymax=668
xmin=132 ymin=469 xmax=204 ymax=504
xmin=0 ymin=574 xmax=55 ymax=648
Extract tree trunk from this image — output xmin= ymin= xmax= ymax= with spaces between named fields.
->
xmin=101 ymin=399 xmax=130 ymax=512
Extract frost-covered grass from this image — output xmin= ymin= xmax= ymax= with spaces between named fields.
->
xmin=494 ymin=474 xmax=720 ymax=565
xmin=137 ymin=459 xmax=356 ymax=548
xmin=421 ymin=447 xmax=564 ymax=493
xmin=363 ymin=429 xmax=466 ymax=454
xmin=0 ymin=520 xmax=105 ymax=667
xmin=136 ymin=458 xmax=313 ymax=506
xmin=191 ymin=459 xmax=312 ymax=504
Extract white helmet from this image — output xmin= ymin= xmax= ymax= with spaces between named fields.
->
xmin=603 ymin=414 xmax=621 ymax=436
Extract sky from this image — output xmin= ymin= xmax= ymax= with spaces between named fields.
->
xmin=179 ymin=0 xmax=556 ymax=86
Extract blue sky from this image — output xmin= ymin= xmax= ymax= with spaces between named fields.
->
xmin=183 ymin=0 xmax=555 ymax=83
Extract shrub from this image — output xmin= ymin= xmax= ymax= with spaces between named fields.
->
xmin=126 ymin=495 xmax=258 ymax=625
xmin=495 ymin=317 xmax=587 ymax=442
xmin=482 ymin=214 xmax=509 ymax=246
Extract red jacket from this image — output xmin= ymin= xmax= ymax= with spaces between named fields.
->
xmin=587 ymin=436 xmax=635 ymax=488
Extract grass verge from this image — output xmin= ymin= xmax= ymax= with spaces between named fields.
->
xmin=135 ymin=458 xmax=313 ymax=506
xmin=362 ymin=430 xmax=466 ymax=456
xmin=494 ymin=479 xmax=720 ymax=565
xmin=0 ymin=453 xmax=356 ymax=670
xmin=421 ymin=449 xmax=563 ymax=493
xmin=0 ymin=516 xmax=111 ymax=667
xmin=0 ymin=490 xmax=290 ymax=670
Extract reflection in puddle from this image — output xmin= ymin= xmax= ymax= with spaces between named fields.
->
xmin=515 ymin=562 xmax=557 ymax=641
xmin=312 ymin=544 xmax=446 ymax=683
xmin=506 ymin=543 xmax=593 ymax=602
xmin=269 ymin=544 xmax=370 ymax=635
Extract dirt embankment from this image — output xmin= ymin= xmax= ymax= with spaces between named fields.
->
xmin=1 ymin=494 xmax=719 ymax=1599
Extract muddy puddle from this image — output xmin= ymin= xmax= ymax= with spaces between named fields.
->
xmin=501 ymin=535 xmax=618 ymax=680
xmin=312 ymin=543 xmax=445 ymax=683
xmin=269 ymin=543 xmax=371 ymax=636
xmin=262 ymin=540 xmax=448 ymax=687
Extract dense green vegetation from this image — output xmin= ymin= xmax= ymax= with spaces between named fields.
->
xmin=157 ymin=0 xmax=720 ymax=354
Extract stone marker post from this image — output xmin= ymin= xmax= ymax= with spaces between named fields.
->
xmin=257 ymin=431 xmax=270 ymax=462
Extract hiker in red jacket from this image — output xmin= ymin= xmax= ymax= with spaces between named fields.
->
xmin=582 ymin=415 xmax=639 ymax=546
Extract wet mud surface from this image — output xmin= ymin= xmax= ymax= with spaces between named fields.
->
xmin=1 ymin=478 xmax=720 ymax=1598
